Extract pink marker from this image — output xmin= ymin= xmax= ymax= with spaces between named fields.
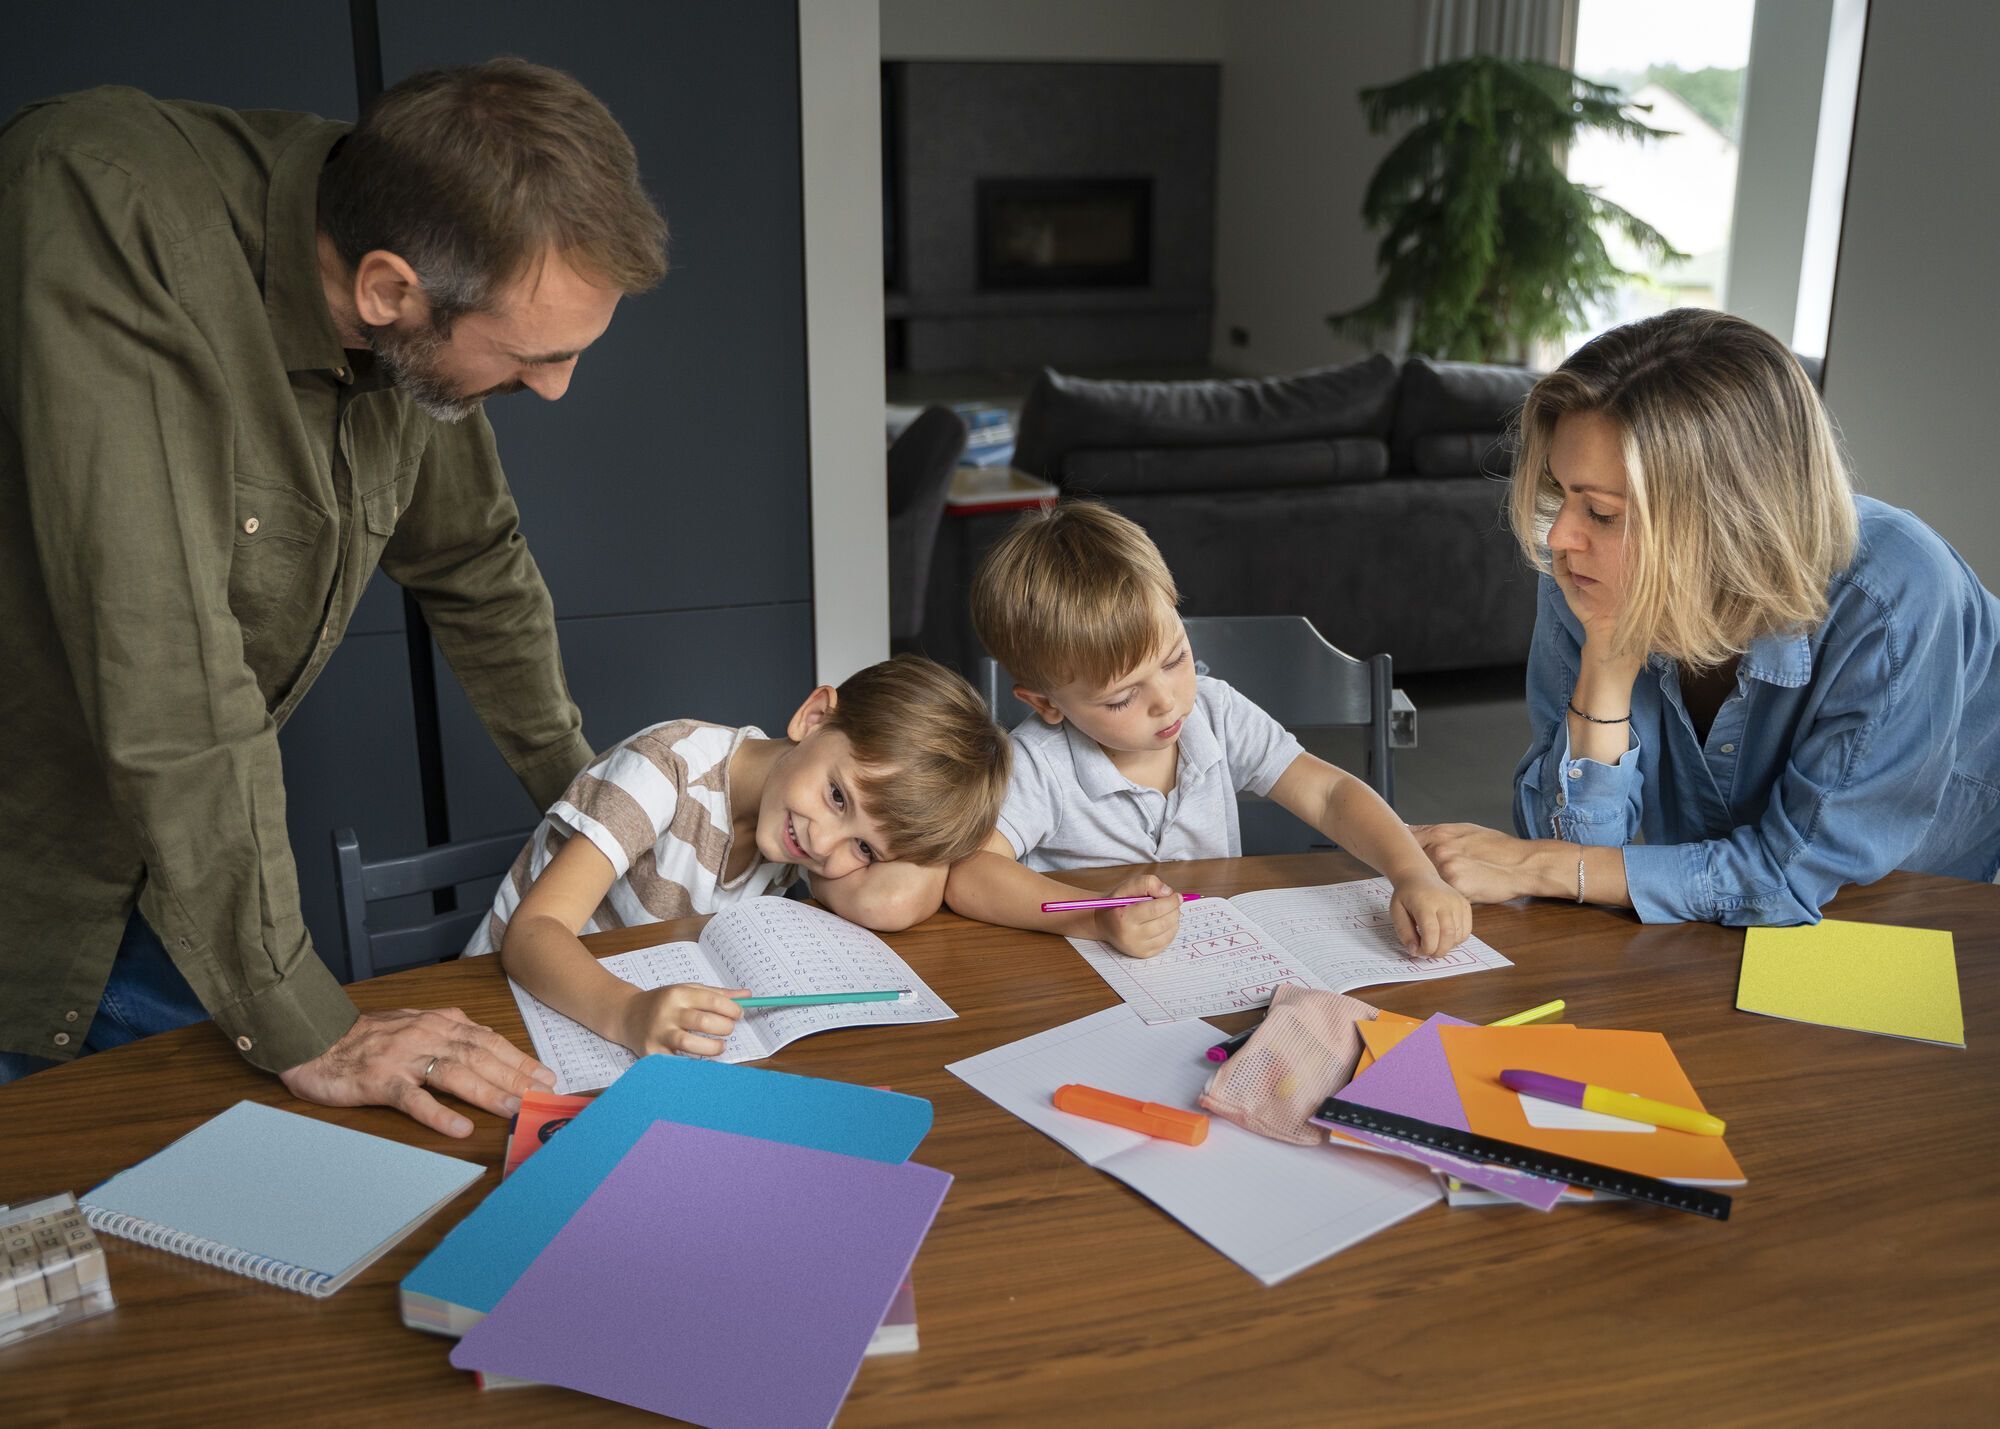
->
xmin=1040 ymin=893 xmax=1204 ymax=912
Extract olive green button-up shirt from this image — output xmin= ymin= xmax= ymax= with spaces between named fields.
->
xmin=0 ymin=88 xmax=594 ymax=1071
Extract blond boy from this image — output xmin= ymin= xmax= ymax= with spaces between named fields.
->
xmin=947 ymin=501 xmax=1470 ymax=959
xmin=475 ymin=656 xmax=1008 ymax=1056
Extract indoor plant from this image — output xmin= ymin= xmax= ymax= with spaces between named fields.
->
xmin=1331 ymin=57 xmax=1683 ymax=363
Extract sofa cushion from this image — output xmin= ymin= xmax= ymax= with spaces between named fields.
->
xmin=1391 ymin=357 xmax=1539 ymax=471
xmin=1013 ymin=354 xmax=1400 ymax=482
xmin=1061 ymin=437 xmax=1389 ymax=495
xmin=1411 ymin=430 xmax=1515 ymax=480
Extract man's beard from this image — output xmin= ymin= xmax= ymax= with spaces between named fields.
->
xmin=366 ymin=319 xmax=521 ymax=424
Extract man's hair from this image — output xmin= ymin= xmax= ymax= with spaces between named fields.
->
xmin=318 ymin=58 xmax=669 ymax=325
xmin=821 ymin=656 xmax=1011 ymax=866
xmin=1509 ymin=308 xmax=1857 ymax=669
xmin=970 ymin=499 xmax=1181 ymax=694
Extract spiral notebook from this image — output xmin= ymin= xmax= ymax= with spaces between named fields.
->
xmin=81 ymin=1101 xmax=482 ymax=1298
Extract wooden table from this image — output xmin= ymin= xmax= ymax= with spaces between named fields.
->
xmin=6 ymin=855 xmax=1997 ymax=1425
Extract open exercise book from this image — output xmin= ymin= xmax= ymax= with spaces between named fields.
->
xmin=509 ymin=898 xmax=956 ymax=1093
xmin=1069 ymin=877 xmax=1512 ymax=1024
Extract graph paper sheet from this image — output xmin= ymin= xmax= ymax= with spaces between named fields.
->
xmin=1068 ymin=878 xmax=1511 ymax=1024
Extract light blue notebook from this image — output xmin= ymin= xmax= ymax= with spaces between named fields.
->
xmin=82 ymin=1101 xmax=483 ymax=1298
xmin=400 ymin=1055 xmax=933 ymax=1335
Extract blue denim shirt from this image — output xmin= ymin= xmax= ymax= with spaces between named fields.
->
xmin=1514 ymin=497 xmax=2000 ymax=925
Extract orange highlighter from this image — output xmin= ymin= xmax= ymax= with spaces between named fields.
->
xmin=1052 ymin=1084 xmax=1209 ymax=1145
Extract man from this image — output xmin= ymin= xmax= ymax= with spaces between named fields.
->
xmin=0 ymin=60 xmax=668 ymax=1136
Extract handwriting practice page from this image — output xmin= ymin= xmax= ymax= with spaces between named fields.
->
xmin=1069 ymin=898 xmax=1328 ymax=1024
xmin=1069 ymin=878 xmax=1510 ymax=1024
xmin=508 ymin=899 xmax=954 ymax=1092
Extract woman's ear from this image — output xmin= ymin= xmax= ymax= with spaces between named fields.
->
xmin=784 ymin=685 xmax=839 ymax=742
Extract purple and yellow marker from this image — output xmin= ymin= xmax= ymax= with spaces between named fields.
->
xmin=1499 ymin=1069 xmax=1726 ymax=1137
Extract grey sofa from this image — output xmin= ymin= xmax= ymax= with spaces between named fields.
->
xmin=916 ymin=355 xmax=1544 ymax=677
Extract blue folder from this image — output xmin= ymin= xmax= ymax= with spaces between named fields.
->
xmin=400 ymin=1055 xmax=933 ymax=1330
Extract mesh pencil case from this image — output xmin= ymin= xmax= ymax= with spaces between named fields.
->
xmin=1198 ymin=985 xmax=1378 ymax=1146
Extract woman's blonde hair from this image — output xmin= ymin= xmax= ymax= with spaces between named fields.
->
xmin=1509 ymin=309 xmax=1857 ymax=669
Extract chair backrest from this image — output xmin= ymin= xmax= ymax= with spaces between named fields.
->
xmin=887 ymin=406 xmax=968 ymax=643
xmin=332 ymin=827 xmax=532 ymax=983
xmin=978 ymin=614 xmax=1394 ymax=805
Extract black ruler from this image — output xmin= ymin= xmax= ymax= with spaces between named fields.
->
xmin=1318 ymin=1102 xmax=1734 ymax=1221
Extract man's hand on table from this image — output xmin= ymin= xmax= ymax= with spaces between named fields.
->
xmin=278 ymin=1007 xmax=556 ymax=1138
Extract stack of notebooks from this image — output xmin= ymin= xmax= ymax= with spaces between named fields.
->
xmin=402 ymin=1056 xmax=950 ymax=1429
xmin=1319 ymin=1012 xmax=1745 ymax=1214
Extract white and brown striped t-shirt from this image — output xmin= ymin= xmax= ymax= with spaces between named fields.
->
xmin=462 ymin=720 xmax=799 ymax=958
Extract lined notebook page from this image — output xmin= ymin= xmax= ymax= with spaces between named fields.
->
xmin=1233 ymin=878 xmax=1512 ymax=989
xmin=509 ymin=900 xmax=955 ymax=1093
xmin=82 ymin=1101 xmax=481 ymax=1293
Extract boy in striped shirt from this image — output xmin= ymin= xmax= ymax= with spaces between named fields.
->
xmin=470 ymin=656 xmax=1008 ymax=1057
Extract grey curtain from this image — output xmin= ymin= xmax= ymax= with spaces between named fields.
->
xmin=1424 ymin=0 xmax=1578 ymax=66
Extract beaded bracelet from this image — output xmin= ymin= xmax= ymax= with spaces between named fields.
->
xmin=1568 ymin=700 xmax=1630 ymax=725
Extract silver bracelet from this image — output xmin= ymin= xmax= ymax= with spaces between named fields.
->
xmin=1576 ymin=854 xmax=1587 ymax=904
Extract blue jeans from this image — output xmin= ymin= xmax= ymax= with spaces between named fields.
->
xmin=0 ymin=912 xmax=211 ymax=1084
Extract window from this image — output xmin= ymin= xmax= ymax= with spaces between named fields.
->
xmin=1562 ymin=1 xmax=1756 ymax=355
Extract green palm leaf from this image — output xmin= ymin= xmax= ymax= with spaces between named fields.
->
xmin=1329 ymin=56 xmax=1686 ymax=362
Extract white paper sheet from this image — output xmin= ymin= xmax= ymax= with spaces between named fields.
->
xmin=508 ymin=899 xmax=955 ymax=1093
xmin=946 ymin=1006 xmax=1440 ymax=1284
xmin=1068 ymin=878 xmax=1512 ymax=1024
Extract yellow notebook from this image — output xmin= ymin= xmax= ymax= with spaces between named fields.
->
xmin=1738 ymin=919 xmax=1964 ymax=1047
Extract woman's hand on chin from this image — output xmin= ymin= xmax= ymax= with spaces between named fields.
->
xmin=1412 ymin=823 xmax=1565 ymax=904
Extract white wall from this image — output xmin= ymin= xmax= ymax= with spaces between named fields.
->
xmin=1725 ymin=0 xmax=1835 ymax=344
xmin=880 ymin=0 xmax=1225 ymax=61
xmin=1821 ymin=0 xmax=2000 ymax=585
xmin=1212 ymin=2 xmax=1426 ymax=375
xmin=800 ymin=0 xmax=890 ymax=683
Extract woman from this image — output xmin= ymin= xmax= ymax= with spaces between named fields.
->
xmin=1418 ymin=309 xmax=2000 ymax=924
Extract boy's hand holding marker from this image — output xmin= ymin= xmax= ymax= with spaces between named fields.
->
xmin=621 ymin=984 xmax=751 ymax=1059
xmin=1092 ymin=874 xmax=1185 ymax=959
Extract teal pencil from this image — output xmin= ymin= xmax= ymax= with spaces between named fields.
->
xmin=736 ymin=989 xmax=910 ymax=1009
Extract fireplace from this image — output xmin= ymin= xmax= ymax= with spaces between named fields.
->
xmin=886 ymin=61 xmax=1216 ymax=372
xmin=976 ymin=178 xmax=1152 ymax=290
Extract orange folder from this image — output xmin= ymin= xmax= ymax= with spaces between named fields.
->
xmin=1437 ymin=1026 xmax=1744 ymax=1185
xmin=1352 ymin=1009 xmax=1423 ymax=1075
xmin=1355 ymin=1013 xmax=1575 ymax=1072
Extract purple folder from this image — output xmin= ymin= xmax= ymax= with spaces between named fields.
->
xmin=451 ymin=1121 xmax=951 ymax=1428
xmin=1321 ymin=1013 xmax=1569 ymax=1211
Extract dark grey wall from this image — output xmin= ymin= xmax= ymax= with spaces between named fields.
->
xmin=5 ymin=0 xmax=816 ymax=979
xmin=378 ymin=0 xmax=818 ymax=846
xmin=893 ymin=61 xmax=1218 ymax=371
xmin=3 ymin=1 xmax=356 ymax=119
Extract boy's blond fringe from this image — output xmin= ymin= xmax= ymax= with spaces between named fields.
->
xmin=971 ymin=500 xmax=1181 ymax=693
xmin=823 ymin=655 xmax=1011 ymax=865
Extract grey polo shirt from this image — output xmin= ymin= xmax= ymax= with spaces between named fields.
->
xmin=998 ymin=675 xmax=1305 ymax=872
